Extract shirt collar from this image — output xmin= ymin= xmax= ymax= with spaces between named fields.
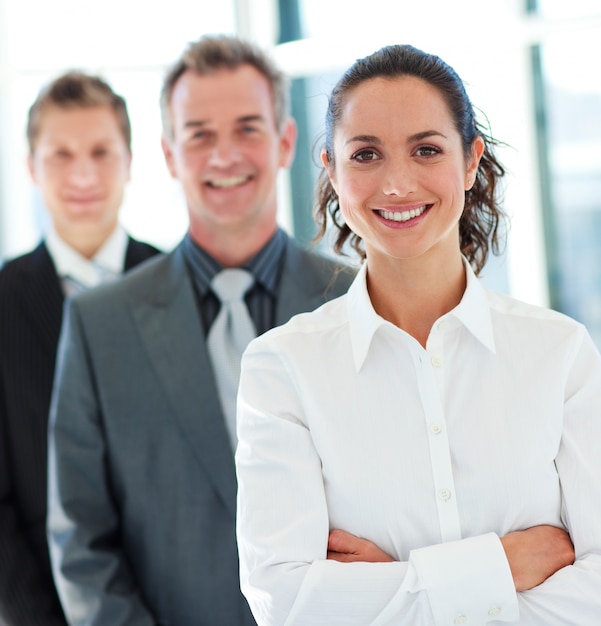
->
xmin=183 ymin=228 xmax=287 ymax=297
xmin=449 ymin=260 xmax=496 ymax=354
xmin=46 ymin=224 xmax=128 ymax=289
xmin=347 ymin=259 xmax=496 ymax=372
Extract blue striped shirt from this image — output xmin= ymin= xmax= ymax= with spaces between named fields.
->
xmin=182 ymin=229 xmax=287 ymax=336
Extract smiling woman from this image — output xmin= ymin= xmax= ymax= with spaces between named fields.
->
xmin=321 ymin=76 xmax=483 ymax=293
xmin=235 ymin=43 xmax=601 ymax=626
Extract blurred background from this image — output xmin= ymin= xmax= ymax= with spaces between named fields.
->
xmin=0 ymin=0 xmax=600 ymax=343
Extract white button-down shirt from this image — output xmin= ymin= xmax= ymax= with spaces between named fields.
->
xmin=236 ymin=262 xmax=601 ymax=626
xmin=46 ymin=225 xmax=127 ymax=296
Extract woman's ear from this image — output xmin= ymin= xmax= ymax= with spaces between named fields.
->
xmin=465 ymin=135 xmax=485 ymax=190
xmin=320 ymin=149 xmax=339 ymax=195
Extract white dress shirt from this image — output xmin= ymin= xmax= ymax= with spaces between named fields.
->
xmin=46 ymin=225 xmax=127 ymax=296
xmin=236 ymin=261 xmax=601 ymax=626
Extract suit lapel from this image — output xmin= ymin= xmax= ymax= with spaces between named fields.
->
xmin=20 ymin=243 xmax=65 ymax=358
xmin=124 ymin=237 xmax=160 ymax=270
xmin=22 ymin=239 xmax=157 ymax=359
xmin=130 ymin=246 xmax=237 ymax=517
xmin=275 ymin=240 xmax=330 ymax=324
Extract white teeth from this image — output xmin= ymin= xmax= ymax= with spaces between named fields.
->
xmin=208 ymin=175 xmax=249 ymax=189
xmin=379 ymin=205 xmax=427 ymax=222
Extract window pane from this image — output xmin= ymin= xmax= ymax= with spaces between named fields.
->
xmin=536 ymin=0 xmax=601 ymax=18
xmin=5 ymin=0 xmax=236 ymax=70
xmin=539 ymin=31 xmax=601 ymax=344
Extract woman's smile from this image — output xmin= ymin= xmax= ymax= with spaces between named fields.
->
xmin=374 ymin=203 xmax=432 ymax=224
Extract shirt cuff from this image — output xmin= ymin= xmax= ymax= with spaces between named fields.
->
xmin=402 ymin=532 xmax=519 ymax=625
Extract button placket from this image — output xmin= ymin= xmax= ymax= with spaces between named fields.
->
xmin=438 ymin=488 xmax=452 ymax=502
xmin=431 ymin=354 xmax=443 ymax=367
xmin=415 ymin=337 xmax=461 ymax=543
xmin=430 ymin=422 xmax=443 ymax=435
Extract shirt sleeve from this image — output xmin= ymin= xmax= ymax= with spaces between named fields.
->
xmin=505 ymin=326 xmax=601 ymax=624
xmin=235 ymin=337 xmax=518 ymax=626
xmin=47 ymin=300 xmax=155 ymax=626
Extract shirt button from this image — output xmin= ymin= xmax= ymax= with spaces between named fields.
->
xmin=431 ymin=355 xmax=443 ymax=367
xmin=488 ymin=607 xmax=502 ymax=616
xmin=430 ymin=423 xmax=443 ymax=435
xmin=453 ymin=616 xmax=467 ymax=625
xmin=439 ymin=488 xmax=452 ymax=502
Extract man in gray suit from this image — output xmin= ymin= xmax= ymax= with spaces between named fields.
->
xmin=47 ymin=35 xmax=353 ymax=626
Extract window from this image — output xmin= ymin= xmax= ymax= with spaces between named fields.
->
xmin=527 ymin=0 xmax=601 ymax=344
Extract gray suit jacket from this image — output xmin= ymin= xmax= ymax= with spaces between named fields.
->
xmin=48 ymin=238 xmax=354 ymax=626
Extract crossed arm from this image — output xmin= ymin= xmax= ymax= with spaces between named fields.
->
xmin=238 ymin=326 xmax=601 ymax=625
xmin=327 ymin=525 xmax=575 ymax=592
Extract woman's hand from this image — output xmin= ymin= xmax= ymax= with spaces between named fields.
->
xmin=327 ymin=524 xmax=575 ymax=593
xmin=327 ymin=529 xmax=394 ymax=563
xmin=500 ymin=525 xmax=575 ymax=591
xmin=327 ymin=524 xmax=575 ymax=589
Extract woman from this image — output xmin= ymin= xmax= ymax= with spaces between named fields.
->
xmin=235 ymin=45 xmax=601 ymax=625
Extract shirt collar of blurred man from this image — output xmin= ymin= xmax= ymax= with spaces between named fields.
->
xmin=45 ymin=222 xmax=126 ymax=294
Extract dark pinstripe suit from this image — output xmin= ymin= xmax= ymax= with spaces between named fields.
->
xmin=0 ymin=239 xmax=160 ymax=626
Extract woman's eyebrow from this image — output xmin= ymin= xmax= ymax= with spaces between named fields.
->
xmin=344 ymin=130 xmax=448 ymax=147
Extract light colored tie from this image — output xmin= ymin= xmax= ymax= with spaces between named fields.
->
xmin=63 ymin=265 xmax=118 ymax=297
xmin=62 ymin=275 xmax=87 ymax=297
xmin=207 ymin=269 xmax=256 ymax=450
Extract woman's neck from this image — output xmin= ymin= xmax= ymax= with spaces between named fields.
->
xmin=366 ymin=251 xmax=466 ymax=348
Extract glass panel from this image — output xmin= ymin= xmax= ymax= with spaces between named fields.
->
xmin=5 ymin=0 xmax=236 ymax=70
xmin=539 ymin=30 xmax=601 ymax=344
xmin=536 ymin=0 xmax=601 ymax=18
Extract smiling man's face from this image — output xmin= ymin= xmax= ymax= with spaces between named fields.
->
xmin=161 ymin=65 xmax=296 ymax=252
xmin=28 ymin=104 xmax=131 ymax=250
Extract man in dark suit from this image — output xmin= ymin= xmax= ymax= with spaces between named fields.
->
xmin=0 ymin=72 xmax=160 ymax=625
xmin=47 ymin=35 xmax=354 ymax=626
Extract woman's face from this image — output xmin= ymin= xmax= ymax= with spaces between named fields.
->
xmin=323 ymin=75 xmax=483 ymax=267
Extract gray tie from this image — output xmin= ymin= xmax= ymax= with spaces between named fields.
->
xmin=207 ymin=269 xmax=256 ymax=449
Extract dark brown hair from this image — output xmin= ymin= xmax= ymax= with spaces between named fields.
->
xmin=315 ymin=44 xmax=507 ymax=275
xmin=27 ymin=71 xmax=131 ymax=153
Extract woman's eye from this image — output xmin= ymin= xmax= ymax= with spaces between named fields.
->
xmin=351 ymin=149 xmax=379 ymax=162
xmin=416 ymin=145 xmax=441 ymax=157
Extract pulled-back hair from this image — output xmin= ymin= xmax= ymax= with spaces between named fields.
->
xmin=27 ymin=71 xmax=131 ymax=153
xmin=160 ymin=34 xmax=290 ymax=140
xmin=315 ymin=44 xmax=507 ymax=275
